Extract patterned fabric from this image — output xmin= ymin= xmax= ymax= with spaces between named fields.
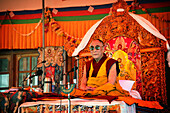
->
xmin=37 ymin=46 xmax=64 ymax=68
xmin=19 ymin=98 xmax=136 ymax=113
xmin=37 ymin=46 xmax=64 ymax=92
xmin=0 ymin=91 xmax=39 ymax=113
xmin=0 ymin=91 xmax=23 ymax=113
xmin=0 ymin=92 xmax=8 ymax=113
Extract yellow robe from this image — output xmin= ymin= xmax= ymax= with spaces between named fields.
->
xmin=62 ymin=57 xmax=130 ymax=97
xmin=87 ymin=57 xmax=109 ymax=88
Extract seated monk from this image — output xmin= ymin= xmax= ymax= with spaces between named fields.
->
xmin=62 ymin=39 xmax=130 ymax=97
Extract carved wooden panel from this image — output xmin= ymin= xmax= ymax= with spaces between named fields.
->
xmin=141 ymin=50 xmax=167 ymax=104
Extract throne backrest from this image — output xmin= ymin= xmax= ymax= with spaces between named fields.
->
xmin=104 ymin=36 xmax=142 ymax=94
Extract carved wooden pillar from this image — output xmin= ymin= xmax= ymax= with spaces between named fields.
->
xmin=141 ymin=49 xmax=167 ymax=104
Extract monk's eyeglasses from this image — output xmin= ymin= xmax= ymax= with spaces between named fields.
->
xmin=89 ymin=45 xmax=102 ymax=51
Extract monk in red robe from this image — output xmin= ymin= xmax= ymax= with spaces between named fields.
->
xmin=73 ymin=39 xmax=129 ymax=96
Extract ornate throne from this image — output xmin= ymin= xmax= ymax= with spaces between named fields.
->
xmin=75 ymin=0 xmax=167 ymax=105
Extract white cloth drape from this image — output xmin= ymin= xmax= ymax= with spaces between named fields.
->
xmin=128 ymin=12 xmax=170 ymax=50
xmin=72 ymin=15 xmax=109 ymax=56
xmin=72 ymin=13 xmax=169 ymax=56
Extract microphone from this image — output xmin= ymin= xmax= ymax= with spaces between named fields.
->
xmin=25 ymin=69 xmax=43 ymax=80
xmin=73 ymin=65 xmax=77 ymax=83
xmin=36 ymin=69 xmax=43 ymax=75
xmin=74 ymin=56 xmax=89 ymax=62
xmin=41 ymin=60 xmax=46 ymax=63
xmin=60 ymin=66 xmax=63 ymax=85
xmin=20 ymin=60 xmax=46 ymax=88
xmin=26 ymin=74 xmax=36 ymax=80
xmin=73 ymin=56 xmax=88 ymax=84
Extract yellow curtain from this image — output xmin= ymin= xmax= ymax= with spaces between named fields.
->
xmin=0 ymin=12 xmax=169 ymax=49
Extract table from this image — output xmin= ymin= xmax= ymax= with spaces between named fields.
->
xmin=18 ymin=98 xmax=136 ymax=113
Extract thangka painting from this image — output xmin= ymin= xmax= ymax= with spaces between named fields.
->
xmin=37 ymin=46 xmax=65 ymax=93
xmin=104 ymin=36 xmax=142 ymax=95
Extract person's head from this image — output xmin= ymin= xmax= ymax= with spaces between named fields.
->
xmin=89 ymin=39 xmax=104 ymax=62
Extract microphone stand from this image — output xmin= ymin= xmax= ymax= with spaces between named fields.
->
xmin=20 ymin=61 xmax=46 ymax=90
xmin=68 ymin=57 xmax=79 ymax=113
xmin=67 ymin=72 xmax=71 ymax=113
xmin=20 ymin=67 xmax=36 ymax=91
xmin=73 ymin=56 xmax=88 ymax=87
xmin=60 ymin=57 xmax=80 ymax=113
xmin=74 ymin=56 xmax=79 ymax=88
xmin=30 ymin=76 xmax=33 ymax=91
xmin=60 ymin=56 xmax=88 ymax=113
